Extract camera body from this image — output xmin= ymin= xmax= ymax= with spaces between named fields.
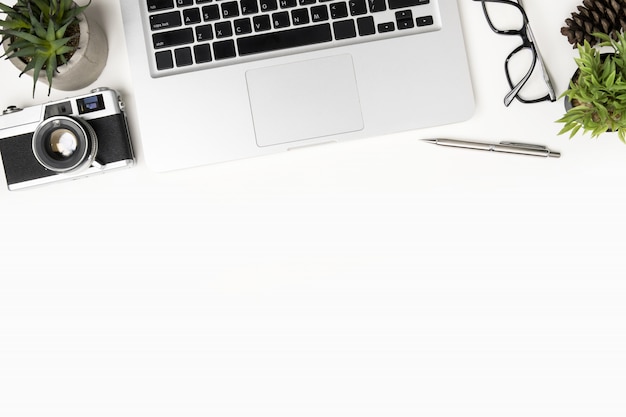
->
xmin=0 ymin=88 xmax=135 ymax=190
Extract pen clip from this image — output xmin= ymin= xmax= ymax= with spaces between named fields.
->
xmin=499 ymin=141 xmax=549 ymax=151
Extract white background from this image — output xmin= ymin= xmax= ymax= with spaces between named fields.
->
xmin=1 ymin=0 xmax=625 ymax=416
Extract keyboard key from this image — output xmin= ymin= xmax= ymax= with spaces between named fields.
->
xmin=310 ymin=5 xmax=329 ymax=21
xmin=356 ymin=16 xmax=375 ymax=35
xmin=253 ymin=14 xmax=272 ymax=31
xmin=234 ymin=18 xmax=253 ymax=34
xmin=175 ymin=47 xmax=193 ymax=66
xmin=395 ymin=10 xmax=413 ymax=29
xmin=416 ymin=15 xmax=433 ymax=26
xmin=195 ymin=24 xmax=214 ymax=41
xmin=330 ymin=2 xmax=348 ymax=18
xmin=259 ymin=0 xmax=278 ymax=11
xmin=272 ymin=11 xmax=290 ymax=28
xmin=237 ymin=23 xmax=332 ymax=55
xmin=150 ymin=11 xmax=182 ymax=30
xmin=333 ymin=19 xmax=356 ymax=39
xmin=397 ymin=19 xmax=413 ymax=29
xmin=221 ymin=1 xmax=240 ymax=17
xmin=183 ymin=8 xmax=202 ymax=24
xmin=194 ymin=44 xmax=213 ymax=63
xmin=213 ymin=40 xmax=237 ymax=59
xmin=299 ymin=0 xmax=316 ymax=5
xmin=155 ymin=50 xmax=174 ymax=69
xmin=153 ymin=28 xmax=195 ymax=48
xmin=215 ymin=21 xmax=233 ymax=37
xmin=241 ymin=0 xmax=259 ymax=14
xmin=395 ymin=9 xmax=411 ymax=19
xmin=367 ymin=0 xmax=385 ymax=12
xmin=202 ymin=4 xmax=220 ymax=20
xmin=348 ymin=0 xmax=367 ymax=15
xmin=377 ymin=21 xmax=394 ymax=32
xmin=175 ymin=0 xmax=193 ymax=6
xmin=148 ymin=0 xmax=174 ymax=12
xmin=388 ymin=0 xmax=428 ymax=9
xmin=291 ymin=8 xmax=310 ymax=25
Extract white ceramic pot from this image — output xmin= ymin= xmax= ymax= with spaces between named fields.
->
xmin=2 ymin=11 xmax=108 ymax=92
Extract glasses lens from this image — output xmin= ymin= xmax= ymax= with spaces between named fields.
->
xmin=483 ymin=1 xmax=525 ymax=33
xmin=506 ymin=46 xmax=549 ymax=102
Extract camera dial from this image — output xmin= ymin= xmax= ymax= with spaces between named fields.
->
xmin=3 ymin=106 xmax=22 ymax=115
xmin=32 ymin=116 xmax=98 ymax=173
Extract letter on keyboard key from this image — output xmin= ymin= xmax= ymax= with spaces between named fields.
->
xmin=202 ymin=4 xmax=220 ymax=21
xmin=311 ymin=5 xmax=329 ymax=21
xmin=234 ymin=18 xmax=253 ymax=34
xmin=196 ymin=25 xmax=214 ymax=41
xmin=253 ymin=15 xmax=272 ymax=31
xmin=221 ymin=1 xmax=240 ymax=18
xmin=241 ymin=0 xmax=259 ymax=14
xmin=183 ymin=8 xmax=201 ymax=24
xmin=237 ymin=23 xmax=332 ymax=55
xmin=260 ymin=0 xmax=278 ymax=11
xmin=272 ymin=11 xmax=291 ymax=28
xmin=291 ymin=8 xmax=310 ymax=25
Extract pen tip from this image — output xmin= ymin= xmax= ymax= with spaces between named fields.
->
xmin=422 ymin=139 xmax=437 ymax=144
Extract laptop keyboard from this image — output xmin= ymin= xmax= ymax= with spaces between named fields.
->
xmin=145 ymin=0 xmax=441 ymax=76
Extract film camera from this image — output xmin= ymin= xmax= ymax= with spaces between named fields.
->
xmin=0 ymin=88 xmax=135 ymax=190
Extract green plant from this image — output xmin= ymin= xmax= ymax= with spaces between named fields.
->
xmin=557 ymin=31 xmax=626 ymax=143
xmin=0 ymin=0 xmax=90 ymax=96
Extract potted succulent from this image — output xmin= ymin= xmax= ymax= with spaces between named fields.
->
xmin=0 ymin=0 xmax=108 ymax=96
xmin=557 ymin=31 xmax=626 ymax=143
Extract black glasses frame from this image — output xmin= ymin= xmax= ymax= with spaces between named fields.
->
xmin=474 ymin=0 xmax=556 ymax=106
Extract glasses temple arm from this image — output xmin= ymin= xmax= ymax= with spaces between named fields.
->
xmin=524 ymin=22 xmax=557 ymax=101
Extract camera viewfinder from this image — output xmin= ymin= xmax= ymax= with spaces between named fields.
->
xmin=77 ymin=95 xmax=105 ymax=114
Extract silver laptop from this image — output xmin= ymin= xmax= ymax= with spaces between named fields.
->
xmin=119 ymin=0 xmax=474 ymax=172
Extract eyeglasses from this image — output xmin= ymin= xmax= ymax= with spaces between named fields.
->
xmin=474 ymin=0 xmax=556 ymax=106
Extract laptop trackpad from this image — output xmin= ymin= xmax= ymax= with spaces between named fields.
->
xmin=246 ymin=54 xmax=364 ymax=147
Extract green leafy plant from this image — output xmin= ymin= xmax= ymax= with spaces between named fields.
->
xmin=0 ymin=0 xmax=90 ymax=96
xmin=557 ymin=31 xmax=626 ymax=143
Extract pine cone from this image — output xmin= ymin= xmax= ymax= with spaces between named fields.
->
xmin=561 ymin=0 xmax=626 ymax=47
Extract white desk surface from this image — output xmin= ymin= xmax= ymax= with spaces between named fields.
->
xmin=1 ymin=1 xmax=625 ymax=416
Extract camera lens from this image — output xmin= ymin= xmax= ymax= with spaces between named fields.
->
xmin=32 ymin=116 xmax=98 ymax=173
xmin=49 ymin=129 xmax=79 ymax=158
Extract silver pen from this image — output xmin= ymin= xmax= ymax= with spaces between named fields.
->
xmin=423 ymin=138 xmax=560 ymax=158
